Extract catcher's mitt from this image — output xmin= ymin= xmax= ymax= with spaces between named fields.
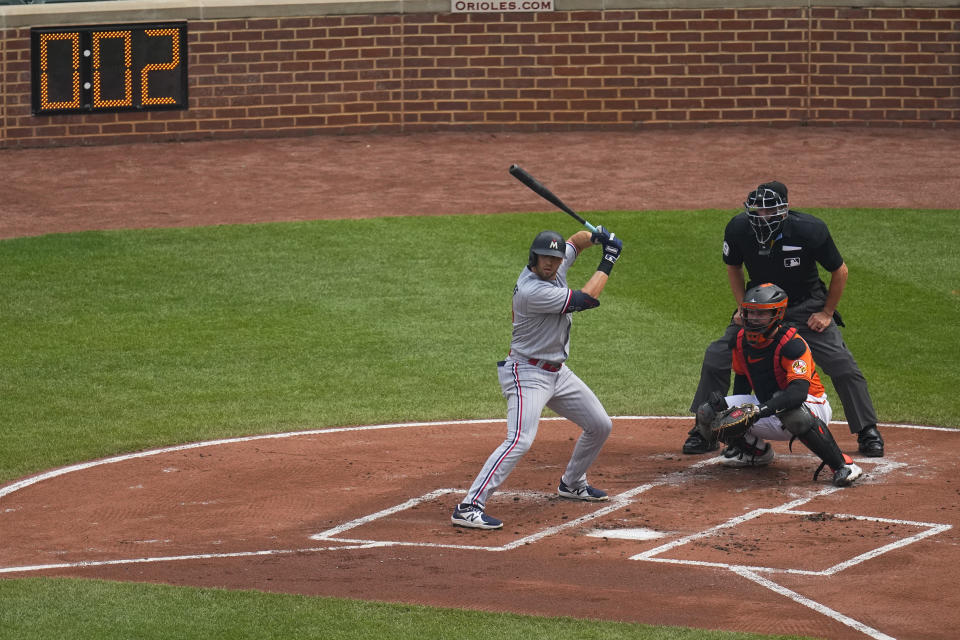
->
xmin=709 ymin=403 xmax=759 ymax=445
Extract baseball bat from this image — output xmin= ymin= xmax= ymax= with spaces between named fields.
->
xmin=508 ymin=164 xmax=597 ymax=233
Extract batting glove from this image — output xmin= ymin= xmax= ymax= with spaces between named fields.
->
xmin=590 ymin=225 xmax=611 ymax=245
xmin=597 ymin=235 xmax=622 ymax=274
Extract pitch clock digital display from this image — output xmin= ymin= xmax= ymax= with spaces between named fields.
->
xmin=31 ymin=22 xmax=188 ymax=115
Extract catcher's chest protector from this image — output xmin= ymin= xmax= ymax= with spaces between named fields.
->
xmin=734 ymin=327 xmax=797 ymax=393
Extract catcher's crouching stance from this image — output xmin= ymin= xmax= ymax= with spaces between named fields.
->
xmin=696 ymin=283 xmax=862 ymax=488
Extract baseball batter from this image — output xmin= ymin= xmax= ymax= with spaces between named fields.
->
xmin=452 ymin=227 xmax=623 ymax=529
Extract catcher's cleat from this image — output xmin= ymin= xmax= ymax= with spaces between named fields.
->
xmin=857 ymin=426 xmax=885 ymax=457
xmin=558 ymin=480 xmax=608 ymax=501
xmin=832 ymin=462 xmax=863 ymax=487
xmin=682 ymin=429 xmax=719 ymax=455
xmin=451 ymin=504 xmax=503 ymax=530
xmin=720 ymin=442 xmax=774 ymax=467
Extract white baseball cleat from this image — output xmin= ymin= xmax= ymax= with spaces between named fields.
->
xmin=720 ymin=442 xmax=774 ymax=467
xmin=832 ymin=462 xmax=863 ymax=487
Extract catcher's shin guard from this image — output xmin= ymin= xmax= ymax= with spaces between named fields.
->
xmin=781 ymin=407 xmax=848 ymax=474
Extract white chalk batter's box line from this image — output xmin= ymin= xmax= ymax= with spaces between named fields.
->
xmin=309 ymin=453 xmax=754 ymax=549
xmin=630 ymin=507 xmax=952 ymax=576
xmin=308 ymin=457 xmax=951 ymax=565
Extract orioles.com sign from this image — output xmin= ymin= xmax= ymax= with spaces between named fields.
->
xmin=451 ymin=0 xmax=555 ymax=12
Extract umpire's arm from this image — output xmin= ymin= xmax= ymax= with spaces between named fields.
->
xmin=809 ymin=262 xmax=848 ymax=332
xmin=726 ymin=264 xmax=747 ymax=325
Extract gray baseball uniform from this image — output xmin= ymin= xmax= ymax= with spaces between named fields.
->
xmin=461 ymin=240 xmax=612 ymax=510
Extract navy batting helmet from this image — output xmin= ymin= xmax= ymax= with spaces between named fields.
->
xmin=528 ymin=230 xmax=566 ymax=267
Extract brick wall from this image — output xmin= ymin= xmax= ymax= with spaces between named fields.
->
xmin=1 ymin=1 xmax=958 ymax=148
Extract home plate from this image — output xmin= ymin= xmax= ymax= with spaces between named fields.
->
xmin=587 ymin=528 xmax=668 ymax=541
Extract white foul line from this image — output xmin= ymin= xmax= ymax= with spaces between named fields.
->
xmin=732 ymin=568 xmax=898 ymax=640
xmin=0 ymin=543 xmax=387 ymax=575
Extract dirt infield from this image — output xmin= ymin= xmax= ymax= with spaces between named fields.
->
xmin=2 ymin=127 xmax=959 ymax=639
xmin=2 ymin=418 xmax=959 ymax=639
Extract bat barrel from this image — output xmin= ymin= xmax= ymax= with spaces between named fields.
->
xmin=509 ymin=164 xmax=596 ymax=233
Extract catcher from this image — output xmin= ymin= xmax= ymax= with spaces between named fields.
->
xmin=695 ymin=283 xmax=863 ymax=487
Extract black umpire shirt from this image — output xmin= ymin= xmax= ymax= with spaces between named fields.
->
xmin=722 ymin=210 xmax=844 ymax=305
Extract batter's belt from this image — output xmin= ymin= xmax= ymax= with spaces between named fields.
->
xmin=498 ymin=359 xmax=563 ymax=372
xmin=527 ymin=358 xmax=562 ymax=372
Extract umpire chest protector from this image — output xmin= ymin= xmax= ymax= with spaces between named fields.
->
xmin=723 ymin=212 xmax=843 ymax=305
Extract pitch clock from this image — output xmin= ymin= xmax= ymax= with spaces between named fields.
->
xmin=31 ymin=22 xmax=188 ymax=115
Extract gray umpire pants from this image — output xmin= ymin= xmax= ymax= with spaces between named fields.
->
xmin=688 ymin=297 xmax=878 ymax=434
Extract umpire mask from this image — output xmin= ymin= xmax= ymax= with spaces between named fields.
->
xmin=744 ymin=181 xmax=789 ymax=246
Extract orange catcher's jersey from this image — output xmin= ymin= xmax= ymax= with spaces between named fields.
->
xmin=731 ymin=326 xmax=826 ymax=403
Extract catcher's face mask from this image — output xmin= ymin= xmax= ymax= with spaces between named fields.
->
xmin=740 ymin=282 xmax=788 ymax=347
xmin=741 ymin=305 xmax=785 ymax=347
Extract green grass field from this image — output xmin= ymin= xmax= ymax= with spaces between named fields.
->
xmin=1 ymin=208 xmax=957 ymax=639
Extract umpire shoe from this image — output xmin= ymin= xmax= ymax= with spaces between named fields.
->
xmin=558 ymin=479 xmax=609 ymax=501
xmin=451 ymin=503 xmax=503 ymax=530
xmin=857 ymin=426 xmax=885 ymax=457
xmin=833 ymin=461 xmax=863 ymax=487
xmin=720 ymin=442 xmax=774 ymax=468
xmin=682 ymin=428 xmax=720 ymax=455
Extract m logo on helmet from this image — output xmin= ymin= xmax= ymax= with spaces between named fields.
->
xmin=549 ymin=240 xmax=559 ymax=249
